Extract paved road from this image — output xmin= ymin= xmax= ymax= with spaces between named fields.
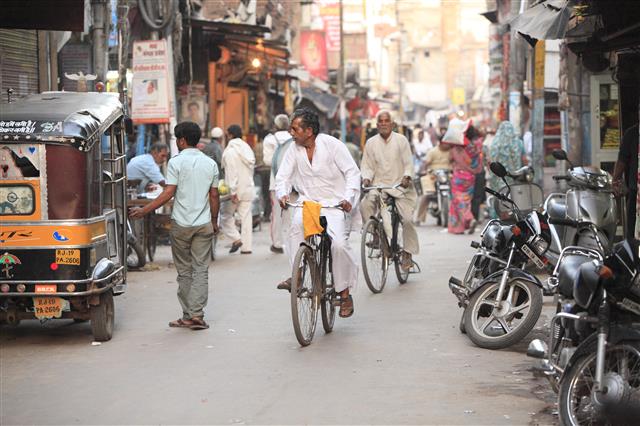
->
xmin=1 ymin=221 xmax=557 ymax=425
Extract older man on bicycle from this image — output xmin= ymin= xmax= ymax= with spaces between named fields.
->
xmin=361 ymin=110 xmax=419 ymax=271
xmin=275 ymin=107 xmax=361 ymax=318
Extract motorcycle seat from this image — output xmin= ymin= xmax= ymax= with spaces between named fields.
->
xmin=557 ymin=254 xmax=593 ymax=297
xmin=547 ymin=197 xmax=567 ymax=221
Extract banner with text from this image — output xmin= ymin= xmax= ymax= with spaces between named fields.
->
xmin=131 ymin=40 xmax=171 ymax=124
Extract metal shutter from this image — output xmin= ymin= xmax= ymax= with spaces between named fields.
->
xmin=0 ymin=29 xmax=39 ymax=104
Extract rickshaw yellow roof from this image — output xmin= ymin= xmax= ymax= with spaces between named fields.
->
xmin=0 ymin=92 xmax=123 ymax=151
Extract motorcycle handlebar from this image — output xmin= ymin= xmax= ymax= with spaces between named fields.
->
xmin=553 ymin=175 xmax=570 ymax=181
xmin=548 ymin=217 xmax=580 ymax=227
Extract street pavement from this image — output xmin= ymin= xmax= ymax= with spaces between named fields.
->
xmin=1 ymin=219 xmax=558 ymax=425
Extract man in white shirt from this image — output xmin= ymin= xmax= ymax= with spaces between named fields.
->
xmin=220 ymin=125 xmax=255 ymax=254
xmin=263 ymin=114 xmax=293 ymax=254
xmin=275 ymin=108 xmax=360 ymax=318
xmin=361 ymin=110 xmax=419 ymax=271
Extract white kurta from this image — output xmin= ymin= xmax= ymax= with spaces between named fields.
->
xmin=275 ymin=133 xmax=361 ymax=292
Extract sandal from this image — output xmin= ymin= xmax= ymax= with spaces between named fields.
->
xmin=189 ymin=317 xmax=210 ymax=330
xmin=169 ymin=318 xmax=193 ymax=328
xmin=339 ymin=295 xmax=354 ymax=318
xmin=276 ymin=277 xmax=292 ymax=291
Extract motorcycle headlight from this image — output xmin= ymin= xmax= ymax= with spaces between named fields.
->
xmin=530 ymin=235 xmax=549 ymax=256
xmin=437 ymin=173 xmax=448 ymax=184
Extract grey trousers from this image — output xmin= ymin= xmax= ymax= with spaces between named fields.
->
xmin=360 ymin=189 xmax=419 ymax=254
xmin=170 ymin=221 xmax=214 ymax=319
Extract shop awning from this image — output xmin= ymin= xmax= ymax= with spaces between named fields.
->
xmin=299 ymin=87 xmax=340 ymax=117
xmin=510 ymin=0 xmax=573 ymax=47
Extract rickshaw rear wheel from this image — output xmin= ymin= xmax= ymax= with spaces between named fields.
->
xmin=90 ymin=290 xmax=114 ymax=341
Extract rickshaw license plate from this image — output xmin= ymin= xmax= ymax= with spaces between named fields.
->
xmin=56 ymin=249 xmax=80 ymax=265
xmin=33 ymin=297 xmax=64 ymax=319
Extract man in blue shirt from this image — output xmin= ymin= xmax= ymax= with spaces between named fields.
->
xmin=126 ymin=143 xmax=168 ymax=193
xmin=129 ymin=122 xmax=220 ymax=330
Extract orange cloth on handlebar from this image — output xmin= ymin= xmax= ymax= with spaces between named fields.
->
xmin=302 ymin=200 xmax=324 ymax=239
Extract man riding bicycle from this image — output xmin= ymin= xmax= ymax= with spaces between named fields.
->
xmin=274 ymin=107 xmax=361 ymax=318
xmin=360 ymin=110 xmax=419 ymax=271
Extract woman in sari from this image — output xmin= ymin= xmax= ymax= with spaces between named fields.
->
xmin=442 ymin=119 xmax=484 ymax=234
xmin=486 ymin=121 xmax=527 ymax=218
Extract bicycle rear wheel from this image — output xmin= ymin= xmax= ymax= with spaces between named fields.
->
xmin=320 ymin=250 xmax=336 ymax=333
xmin=291 ymin=245 xmax=318 ymax=346
xmin=361 ymin=218 xmax=388 ymax=294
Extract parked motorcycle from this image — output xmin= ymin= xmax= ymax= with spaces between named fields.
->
xmin=449 ymin=162 xmax=551 ymax=349
xmin=425 ymin=168 xmax=451 ymax=227
xmin=544 ymin=149 xmax=617 ymax=265
xmin=527 ymin=236 xmax=640 ymax=425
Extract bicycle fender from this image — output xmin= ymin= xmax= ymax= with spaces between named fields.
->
xmin=468 ymin=267 xmax=544 ymax=297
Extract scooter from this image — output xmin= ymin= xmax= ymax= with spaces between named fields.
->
xmin=544 ymin=149 xmax=617 ymax=265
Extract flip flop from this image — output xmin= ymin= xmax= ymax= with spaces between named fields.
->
xmin=339 ymin=295 xmax=354 ymax=318
xmin=189 ymin=317 xmax=210 ymax=330
xmin=169 ymin=318 xmax=193 ymax=328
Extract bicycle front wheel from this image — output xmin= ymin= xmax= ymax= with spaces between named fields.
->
xmin=361 ymin=218 xmax=388 ymax=294
xmin=291 ymin=245 xmax=318 ymax=346
xmin=320 ymin=251 xmax=336 ymax=333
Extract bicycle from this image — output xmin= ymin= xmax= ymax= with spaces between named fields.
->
xmin=287 ymin=202 xmax=343 ymax=346
xmin=361 ymin=184 xmax=421 ymax=293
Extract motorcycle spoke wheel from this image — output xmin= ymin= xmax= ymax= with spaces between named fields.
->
xmin=559 ymin=343 xmax=640 ymax=426
xmin=463 ymin=279 xmax=543 ymax=349
xmin=361 ymin=219 xmax=388 ymax=293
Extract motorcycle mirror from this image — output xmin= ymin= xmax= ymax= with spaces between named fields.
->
xmin=490 ymin=162 xmax=508 ymax=178
xmin=552 ymin=149 xmax=567 ymax=161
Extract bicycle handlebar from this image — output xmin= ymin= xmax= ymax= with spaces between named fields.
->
xmin=285 ymin=202 xmax=344 ymax=210
xmin=362 ymin=183 xmax=403 ymax=192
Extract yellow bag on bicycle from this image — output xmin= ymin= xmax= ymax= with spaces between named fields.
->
xmin=302 ymin=200 xmax=324 ymax=239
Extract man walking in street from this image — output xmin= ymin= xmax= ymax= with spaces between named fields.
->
xmin=263 ymin=114 xmax=293 ymax=254
xmin=361 ymin=110 xmax=419 ymax=271
xmin=198 ymin=127 xmax=224 ymax=176
xmin=220 ymin=124 xmax=255 ymax=254
xmin=129 ymin=121 xmax=219 ymax=330
xmin=275 ymin=107 xmax=360 ymax=318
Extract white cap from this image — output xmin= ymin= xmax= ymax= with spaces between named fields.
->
xmin=211 ymin=127 xmax=224 ymax=138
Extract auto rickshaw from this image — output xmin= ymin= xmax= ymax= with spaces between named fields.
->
xmin=0 ymin=91 xmax=128 ymax=341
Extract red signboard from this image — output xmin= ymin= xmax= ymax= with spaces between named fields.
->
xmin=300 ymin=30 xmax=329 ymax=81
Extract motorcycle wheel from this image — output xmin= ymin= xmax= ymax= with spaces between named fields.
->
xmin=463 ymin=278 xmax=542 ymax=349
xmin=558 ymin=341 xmax=640 ymax=426
xmin=127 ymin=240 xmax=146 ymax=269
xmin=440 ymin=197 xmax=449 ymax=228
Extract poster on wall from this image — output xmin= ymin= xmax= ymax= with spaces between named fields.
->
xmin=131 ymin=40 xmax=171 ymax=124
xmin=300 ymin=30 xmax=328 ymax=80
xmin=178 ymin=84 xmax=208 ymax=131
xmin=316 ymin=0 xmax=340 ymax=52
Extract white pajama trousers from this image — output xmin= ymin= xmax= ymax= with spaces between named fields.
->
xmin=270 ymin=191 xmax=284 ymax=249
xmin=287 ymin=208 xmax=358 ymax=293
xmin=220 ymin=199 xmax=253 ymax=251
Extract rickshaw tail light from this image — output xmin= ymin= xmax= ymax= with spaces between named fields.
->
xmin=66 ymin=284 xmax=76 ymax=292
xmin=16 ymin=284 xmax=26 ymax=293
xmin=50 ymin=262 xmax=59 ymax=271
xmin=0 ymin=284 xmax=9 ymax=293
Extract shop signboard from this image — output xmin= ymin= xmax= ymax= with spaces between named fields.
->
xmin=317 ymin=0 xmax=340 ymax=52
xmin=131 ymin=40 xmax=171 ymax=124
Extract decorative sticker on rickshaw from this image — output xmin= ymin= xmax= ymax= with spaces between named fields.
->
xmin=0 ymin=252 xmax=21 ymax=279
xmin=0 ymin=144 xmax=41 ymax=178
xmin=52 ymin=231 xmax=70 ymax=242
xmin=0 ymin=185 xmax=34 ymax=215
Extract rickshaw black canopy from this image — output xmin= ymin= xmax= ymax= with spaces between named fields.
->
xmin=0 ymin=92 xmax=123 ymax=151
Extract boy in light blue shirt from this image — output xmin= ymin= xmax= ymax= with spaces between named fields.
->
xmin=129 ymin=122 xmax=219 ymax=330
